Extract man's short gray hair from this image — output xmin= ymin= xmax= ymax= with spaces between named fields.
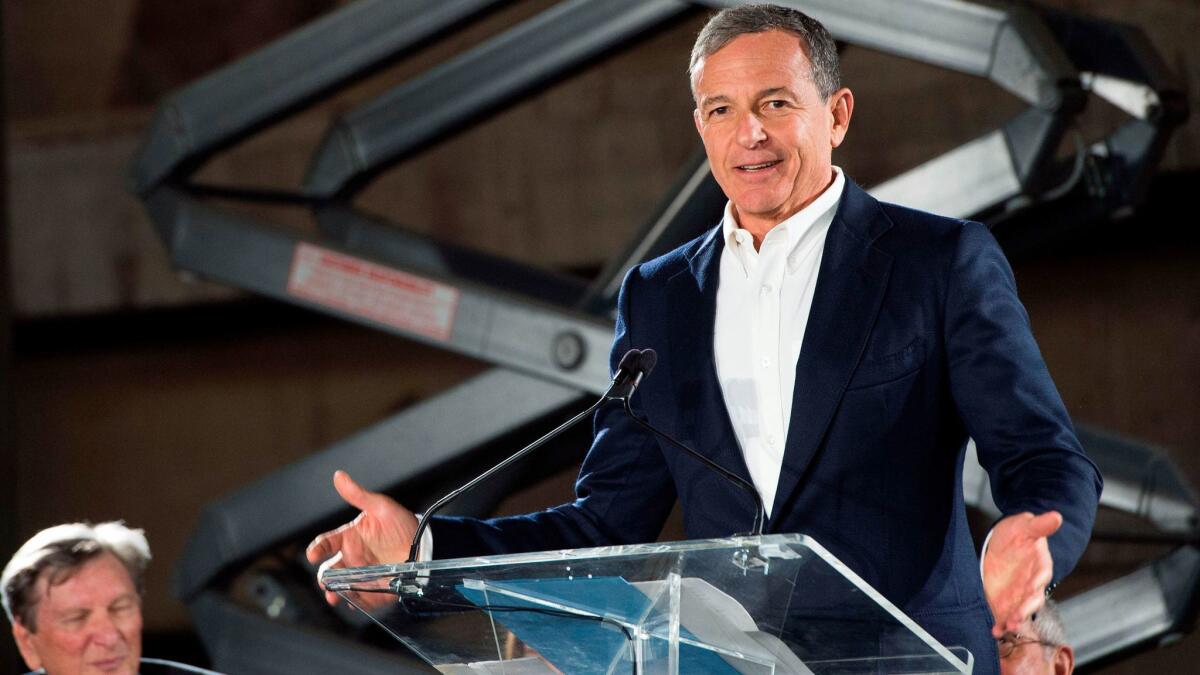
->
xmin=1 ymin=522 xmax=151 ymax=630
xmin=1032 ymin=598 xmax=1068 ymax=651
xmin=689 ymin=4 xmax=842 ymax=100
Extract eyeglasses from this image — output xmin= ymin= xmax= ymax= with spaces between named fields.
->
xmin=996 ymin=632 xmax=1058 ymax=658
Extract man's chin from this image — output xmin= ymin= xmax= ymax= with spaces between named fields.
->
xmin=731 ymin=198 xmax=791 ymax=225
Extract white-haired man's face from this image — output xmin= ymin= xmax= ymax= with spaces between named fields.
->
xmin=11 ymin=552 xmax=143 ymax=675
xmin=998 ymin=618 xmax=1074 ymax=675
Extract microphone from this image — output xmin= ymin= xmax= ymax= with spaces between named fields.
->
xmin=607 ymin=348 xmax=655 ymax=400
xmin=406 ymin=349 xmax=647 ymax=562
xmin=603 ymin=348 xmax=646 ymax=400
xmin=618 ymin=348 xmax=766 ymax=536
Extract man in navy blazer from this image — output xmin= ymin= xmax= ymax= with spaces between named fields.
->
xmin=308 ymin=5 xmax=1102 ymax=672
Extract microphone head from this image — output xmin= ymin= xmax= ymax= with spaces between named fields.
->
xmin=615 ymin=348 xmax=642 ymax=374
xmin=638 ymin=349 xmax=658 ymax=377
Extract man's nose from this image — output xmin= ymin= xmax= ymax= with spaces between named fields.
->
xmin=89 ymin=617 xmax=121 ymax=647
xmin=736 ymin=112 xmax=767 ymax=147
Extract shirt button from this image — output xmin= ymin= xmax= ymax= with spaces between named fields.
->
xmin=767 ymin=435 xmax=777 ymax=447
xmin=760 ymin=284 xmax=772 ymax=295
xmin=761 ymin=357 xmax=770 ymax=368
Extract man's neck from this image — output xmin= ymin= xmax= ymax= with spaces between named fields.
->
xmin=733 ymin=170 xmax=838 ymax=250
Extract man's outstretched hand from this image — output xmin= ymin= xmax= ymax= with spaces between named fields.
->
xmin=982 ymin=510 xmax=1062 ymax=637
xmin=305 ymin=470 xmax=418 ymax=605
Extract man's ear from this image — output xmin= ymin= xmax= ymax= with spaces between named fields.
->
xmin=1053 ymin=644 xmax=1074 ymax=675
xmin=13 ymin=620 xmax=43 ymax=671
xmin=828 ymin=87 xmax=854 ymax=148
xmin=693 ymin=107 xmax=704 ymax=136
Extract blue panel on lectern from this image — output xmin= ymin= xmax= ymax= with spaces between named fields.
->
xmin=457 ymin=576 xmax=738 ymax=674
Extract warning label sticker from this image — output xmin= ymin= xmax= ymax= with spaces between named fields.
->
xmin=287 ymin=243 xmax=459 ymax=342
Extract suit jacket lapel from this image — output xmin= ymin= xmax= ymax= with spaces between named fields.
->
xmin=769 ymin=180 xmax=895 ymax=524
xmin=667 ymin=227 xmax=754 ymax=487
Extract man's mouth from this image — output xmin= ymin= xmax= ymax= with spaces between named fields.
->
xmin=90 ymin=655 xmax=128 ymax=672
xmin=736 ymin=160 xmax=782 ymax=172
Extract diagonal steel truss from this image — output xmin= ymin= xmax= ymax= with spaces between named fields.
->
xmin=130 ymin=1 xmax=1192 ymax=672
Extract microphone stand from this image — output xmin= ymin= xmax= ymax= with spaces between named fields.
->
xmin=620 ymin=397 xmax=766 ymax=537
xmin=406 ymin=350 xmax=645 ymax=562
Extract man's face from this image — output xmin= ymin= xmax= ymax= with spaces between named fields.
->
xmin=12 ymin=552 xmax=143 ymax=675
xmin=999 ymin=640 xmax=1055 ymax=675
xmin=692 ymin=29 xmax=852 ymax=234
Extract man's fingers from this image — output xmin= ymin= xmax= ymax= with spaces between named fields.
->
xmin=1016 ymin=588 xmax=1048 ymax=624
xmin=991 ymin=582 xmax=1050 ymax=637
xmin=306 ymin=515 xmax=361 ymax=563
xmin=306 ymin=531 xmax=340 ymax=564
xmin=315 ymin=551 xmax=346 ymax=606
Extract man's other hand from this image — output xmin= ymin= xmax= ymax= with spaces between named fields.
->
xmin=983 ymin=511 xmax=1062 ymax=637
xmin=305 ymin=470 xmax=418 ymax=605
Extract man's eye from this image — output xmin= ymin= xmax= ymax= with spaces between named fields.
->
xmin=766 ymin=100 xmax=788 ymax=109
xmin=709 ymin=106 xmax=729 ymax=117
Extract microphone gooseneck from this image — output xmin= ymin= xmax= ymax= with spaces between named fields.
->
xmin=406 ymin=349 xmax=647 ymax=562
xmin=406 ymin=346 xmax=765 ymax=564
xmin=618 ymin=349 xmax=766 ymax=536
xmin=621 ymin=396 xmax=766 ymax=536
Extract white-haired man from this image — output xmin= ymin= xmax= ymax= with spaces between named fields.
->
xmin=3 ymin=522 xmax=218 ymax=675
xmin=998 ymin=599 xmax=1075 ymax=675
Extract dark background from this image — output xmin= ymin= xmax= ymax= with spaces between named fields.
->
xmin=3 ymin=0 xmax=1198 ymax=672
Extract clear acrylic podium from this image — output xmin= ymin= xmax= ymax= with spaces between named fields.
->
xmin=320 ymin=534 xmax=973 ymax=674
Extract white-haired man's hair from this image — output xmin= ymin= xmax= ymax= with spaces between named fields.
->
xmin=1032 ymin=598 xmax=1068 ymax=652
xmin=1 ymin=521 xmax=151 ymax=629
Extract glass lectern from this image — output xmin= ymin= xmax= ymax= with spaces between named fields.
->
xmin=321 ymin=534 xmax=973 ymax=674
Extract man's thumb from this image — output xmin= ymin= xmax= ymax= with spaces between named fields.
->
xmin=333 ymin=470 xmax=383 ymax=512
xmin=1028 ymin=510 xmax=1063 ymax=537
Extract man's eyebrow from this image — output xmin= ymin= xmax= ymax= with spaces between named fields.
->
xmin=699 ymin=87 xmax=797 ymax=109
xmin=757 ymin=87 xmax=795 ymax=100
xmin=699 ymin=94 xmax=732 ymax=108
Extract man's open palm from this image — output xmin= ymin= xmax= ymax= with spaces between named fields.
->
xmin=983 ymin=510 xmax=1061 ymax=637
xmin=305 ymin=470 xmax=418 ymax=605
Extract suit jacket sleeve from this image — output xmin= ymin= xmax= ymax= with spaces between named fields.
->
xmin=945 ymin=222 xmax=1103 ymax=583
xmin=429 ymin=267 xmax=678 ymax=559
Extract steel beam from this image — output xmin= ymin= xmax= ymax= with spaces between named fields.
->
xmin=1063 ymin=546 xmax=1200 ymax=666
xmin=175 ymin=368 xmax=588 ymax=600
xmin=315 ymin=205 xmax=589 ymax=310
xmin=129 ymin=0 xmax=511 ymax=194
xmin=580 ymin=152 xmax=727 ymax=315
xmin=303 ymin=0 xmax=691 ymax=198
xmin=145 ymin=187 xmax=613 ymax=394
xmin=964 ymin=424 xmax=1199 ymax=533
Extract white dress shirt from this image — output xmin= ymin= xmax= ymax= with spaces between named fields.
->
xmin=713 ymin=167 xmax=845 ymax=517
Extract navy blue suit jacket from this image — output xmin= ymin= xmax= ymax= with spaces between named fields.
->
xmin=434 ymin=179 xmax=1102 ymax=672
